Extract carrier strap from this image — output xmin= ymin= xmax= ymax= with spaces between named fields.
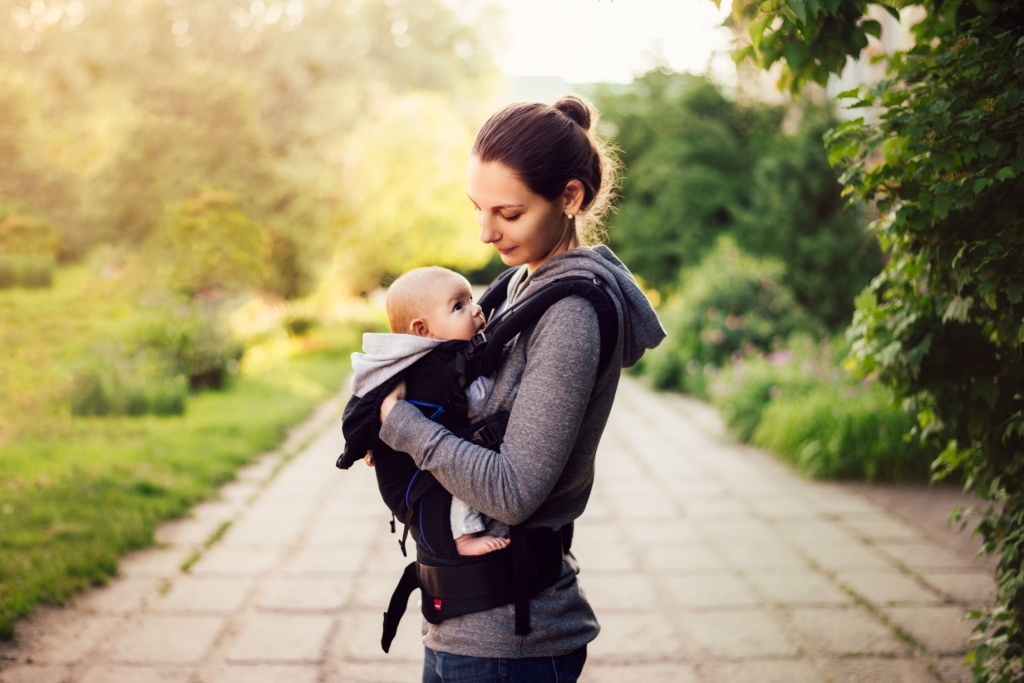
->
xmin=381 ymin=561 xmax=419 ymax=653
xmin=511 ymin=525 xmax=530 ymax=634
xmin=476 ymin=266 xmax=522 ymax=319
xmin=474 ymin=275 xmax=619 ymax=378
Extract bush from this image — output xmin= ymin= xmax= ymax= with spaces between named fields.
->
xmin=70 ymin=351 xmax=188 ymax=418
xmin=710 ymin=349 xmax=822 ymax=443
xmin=751 ymin=382 xmax=932 ymax=482
xmin=0 ymin=254 xmax=54 ymax=289
xmin=647 ymin=237 xmax=815 ymax=397
xmin=135 ymin=300 xmax=244 ymax=391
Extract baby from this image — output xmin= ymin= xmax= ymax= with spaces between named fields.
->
xmin=350 ymin=266 xmax=509 ymax=556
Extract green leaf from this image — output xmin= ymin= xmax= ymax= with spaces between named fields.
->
xmin=995 ymin=167 xmax=1017 ymax=182
xmin=783 ymin=41 xmax=812 ymax=71
xmin=823 ymin=0 xmax=841 ymax=13
xmin=861 ymin=19 xmax=883 ymax=39
xmin=974 ymin=178 xmax=994 ymax=194
xmin=942 ymin=296 xmax=973 ymax=323
xmin=788 ymin=0 xmax=808 ymax=24
xmin=749 ymin=14 xmax=772 ymax=53
xmin=978 ymin=138 xmax=999 ymax=158
xmin=1006 ymin=282 xmax=1024 ymax=305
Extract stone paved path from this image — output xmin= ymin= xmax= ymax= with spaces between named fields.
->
xmin=0 ymin=376 xmax=996 ymax=683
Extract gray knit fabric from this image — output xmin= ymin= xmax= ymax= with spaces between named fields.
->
xmin=349 ymin=333 xmax=441 ymax=398
xmin=379 ymin=245 xmax=665 ymax=658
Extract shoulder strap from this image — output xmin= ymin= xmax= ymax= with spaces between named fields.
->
xmin=473 ymin=275 xmax=619 ymax=377
xmin=476 ymin=266 xmax=522 ymax=320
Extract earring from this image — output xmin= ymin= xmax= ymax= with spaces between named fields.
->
xmin=566 ymin=213 xmax=574 ymax=220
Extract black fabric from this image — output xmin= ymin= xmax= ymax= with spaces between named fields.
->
xmin=337 ymin=340 xmax=472 ymax=528
xmin=382 ymin=561 xmax=419 ymax=653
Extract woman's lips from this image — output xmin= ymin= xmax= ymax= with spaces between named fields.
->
xmin=497 ymin=246 xmax=515 ymax=256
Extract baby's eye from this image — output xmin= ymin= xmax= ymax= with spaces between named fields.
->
xmin=453 ymin=302 xmax=464 ymax=312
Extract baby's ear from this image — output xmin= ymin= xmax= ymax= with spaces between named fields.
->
xmin=410 ymin=318 xmax=432 ymax=338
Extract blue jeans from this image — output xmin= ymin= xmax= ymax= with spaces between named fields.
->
xmin=422 ymin=645 xmax=587 ymax=683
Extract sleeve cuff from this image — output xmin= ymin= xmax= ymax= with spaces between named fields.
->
xmin=379 ymin=399 xmax=443 ymax=467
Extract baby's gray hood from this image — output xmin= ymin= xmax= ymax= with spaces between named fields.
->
xmin=517 ymin=245 xmax=666 ymax=368
xmin=349 ymin=333 xmax=442 ymax=398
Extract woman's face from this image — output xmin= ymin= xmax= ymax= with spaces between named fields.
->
xmin=467 ymin=157 xmax=578 ymax=273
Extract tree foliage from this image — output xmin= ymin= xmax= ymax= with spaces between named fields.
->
xmin=158 ymin=188 xmax=266 ymax=298
xmin=641 ymin=236 xmax=813 ymax=396
xmin=724 ymin=1 xmax=1024 ymax=678
xmin=595 ymin=70 xmax=879 ymax=329
xmin=0 ymin=0 xmax=499 ymax=291
xmin=329 ymin=92 xmax=492 ymax=293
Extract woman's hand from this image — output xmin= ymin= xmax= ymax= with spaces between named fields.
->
xmin=380 ymin=380 xmax=406 ymax=423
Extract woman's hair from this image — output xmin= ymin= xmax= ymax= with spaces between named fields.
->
xmin=471 ymin=95 xmax=621 ymax=246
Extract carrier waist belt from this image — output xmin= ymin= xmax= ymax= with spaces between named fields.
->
xmin=380 ymin=524 xmax=572 ymax=652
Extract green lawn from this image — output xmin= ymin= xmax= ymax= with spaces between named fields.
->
xmin=0 ymin=267 xmax=363 ymax=640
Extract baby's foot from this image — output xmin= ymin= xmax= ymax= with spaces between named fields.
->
xmin=455 ymin=533 xmax=510 ymax=556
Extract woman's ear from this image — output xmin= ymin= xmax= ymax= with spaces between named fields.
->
xmin=410 ymin=318 xmax=432 ymax=338
xmin=562 ymin=179 xmax=585 ymax=216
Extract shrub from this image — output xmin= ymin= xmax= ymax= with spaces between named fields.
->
xmin=0 ymin=254 xmax=54 ymax=289
xmin=648 ymin=236 xmax=815 ymax=397
xmin=70 ymin=351 xmax=188 ymax=418
xmin=710 ymin=349 xmax=822 ymax=443
xmin=135 ymin=301 xmax=243 ymax=391
xmin=0 ymin=214 xmax=60 ymax=289
xmin=751 ymin=382 xmax=932 ymax=482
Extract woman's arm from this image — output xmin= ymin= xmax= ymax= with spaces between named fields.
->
xmin=379 ymin=298 xmax=600 ymax=525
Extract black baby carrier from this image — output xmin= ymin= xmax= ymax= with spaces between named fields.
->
xmin=336 ymin=267 xmax=619 ymax=652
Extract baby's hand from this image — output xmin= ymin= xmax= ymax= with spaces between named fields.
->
xmin=380 ymin=380 xmax=407 ymax=422
xmin=363 ymin=451 xmax=375 ymax=467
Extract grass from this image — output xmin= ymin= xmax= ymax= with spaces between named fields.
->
xmin=0 ymin=264 xmax=363 ymax=641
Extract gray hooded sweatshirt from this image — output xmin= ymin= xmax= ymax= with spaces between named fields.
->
xmin=380 ymin=245 xmax=666 ymax=658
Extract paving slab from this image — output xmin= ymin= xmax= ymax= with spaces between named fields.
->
xmin=0 ymin=378 xmax=997 ymax=683
xmin=701 ymin=659 xmax=826 ymax=683
xmin=787 ymin=606 xmax=911 ymax=656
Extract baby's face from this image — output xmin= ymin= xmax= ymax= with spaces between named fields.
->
xmin=424 ymin=275 xmax=485 ymax=341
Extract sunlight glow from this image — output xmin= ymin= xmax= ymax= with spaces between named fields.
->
xmin=493 ymin=0 xmax=734 ymax=84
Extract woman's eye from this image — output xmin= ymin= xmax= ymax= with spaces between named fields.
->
xmin=501 ymin=213 xmax=521 ymax=222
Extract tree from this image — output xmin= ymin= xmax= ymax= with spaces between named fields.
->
xmin=0 ymin=0 xmax=500 ymax=288
xmin=595 ymin=71 xmax=878 ymax=329
xmin=157 ymin=188 xmax=265 ymax=298
xmin=733 ymin=103 xmax=881 ymax=329
xmin=329 ymin=91 xmax=493 ymax=294
xmin=723 ymin=1 xmax=1024 ymax=679
xmin=595 ymin=72 xmax=785 ymax=289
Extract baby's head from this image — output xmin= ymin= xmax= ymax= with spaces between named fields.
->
xmin=386 ymin=266 xmax=485 ymax=341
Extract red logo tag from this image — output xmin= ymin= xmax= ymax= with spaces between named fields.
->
xmin=433 ymin=599 xmax=443 ymax=611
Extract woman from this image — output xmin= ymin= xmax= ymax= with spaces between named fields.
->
xmin=379 ymin=95 xmax=666 ymax=682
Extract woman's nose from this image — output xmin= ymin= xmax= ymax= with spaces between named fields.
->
xmin=478 ymin=216 xmax=499 ymax=244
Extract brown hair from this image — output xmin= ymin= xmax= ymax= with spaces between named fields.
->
xmin=471 ymin=95 xmax=620 ymax=245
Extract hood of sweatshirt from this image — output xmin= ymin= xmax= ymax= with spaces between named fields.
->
xmin=349 ymin=333 xmax=443 ymax=398
xmin=509 ymin=245 xmax=666 ymax=368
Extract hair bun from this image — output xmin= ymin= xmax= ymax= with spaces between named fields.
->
xmin=553 ymin=95 xmax=592 ymax=130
